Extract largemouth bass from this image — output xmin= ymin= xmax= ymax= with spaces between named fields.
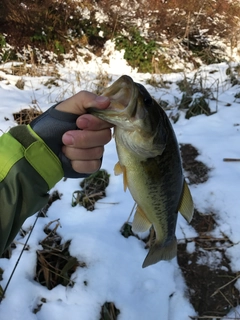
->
xmin=89 ymin=75 xmax=194 ymax=268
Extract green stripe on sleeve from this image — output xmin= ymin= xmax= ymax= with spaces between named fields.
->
xmin=25 ymin=139 xmax=63 ymax=189
xmin=0 ymin=126 xmax=64 ymax=189
xmin=0 ymin=132 xmax=24 ymax=181
xmin=26 ymin=125 xmax=64 ymax=189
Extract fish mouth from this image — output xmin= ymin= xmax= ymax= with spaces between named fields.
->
xmin=88 ymin=75 xmax=142 ymax=126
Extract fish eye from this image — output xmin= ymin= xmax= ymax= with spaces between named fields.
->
xmin=144 ymin=96 xmax=152 ymax=105
xmin=135 ymin=83 xmax=153 ymax=107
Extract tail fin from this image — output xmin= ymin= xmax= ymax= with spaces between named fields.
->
xmin=142 ymin=237 xmax=177 ymax=268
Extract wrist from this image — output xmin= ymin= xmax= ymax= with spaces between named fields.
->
xmin=30 ymin=104 xmax=88 ymax=178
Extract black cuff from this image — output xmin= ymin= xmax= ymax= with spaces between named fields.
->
xmin=30 ymin=104 xmax=89 ymax=178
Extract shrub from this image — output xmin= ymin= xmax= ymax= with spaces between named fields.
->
xmin=115 ymin=28 xmax=157 ymax=72
xmin=1 ymin=0 xmax=240 ymax=66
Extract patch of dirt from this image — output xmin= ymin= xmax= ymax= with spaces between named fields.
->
xmin=190 ymin=209 xmax=216 ymax=233
xmin=180 ymin=143 xmax=210 ymax=184
xmin=178 ymin=143 xmax=240 ymax=318
xmin=178 ymin=242 xmax=239 ymax=319
xmin=178 ymin=209 xmax=239 ymax=319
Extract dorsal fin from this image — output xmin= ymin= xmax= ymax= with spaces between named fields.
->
xmin=178 ymin=180 xmax=194 ymax=223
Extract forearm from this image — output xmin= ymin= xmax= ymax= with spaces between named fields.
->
xmin=0 ymin=125 xmax=63 ymax=255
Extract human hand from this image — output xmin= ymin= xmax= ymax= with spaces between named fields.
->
xmin=55 ymin=91 xmax=112 ymax=174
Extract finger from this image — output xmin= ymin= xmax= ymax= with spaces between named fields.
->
xmin=62 ymin=146 xmax=104 ymax=161
xmin=55 ymin=91 xmax=110 ymax=115
xmin=71 ymin=159 xmax=101 ymax=174
xmin=77 ymin=114 xmax=113 ymax=131
xmin=62 ymin=128 xmax=112 ymax=148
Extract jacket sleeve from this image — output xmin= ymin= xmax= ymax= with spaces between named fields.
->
xmin=0 ymin=124 xmax=64 ymax=256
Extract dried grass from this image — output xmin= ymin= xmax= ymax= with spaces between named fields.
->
xmin=94 ymin=71 xmax=112 ymax=95
xmin=6 ymin=62 xmax=60 ymax=78
xmin=72 ymin=169 xmax=110 ymax=211
xmin=35 ymin=220 xmax=85 ymax=290
xmin=13 ymin=105 xmax=42 ymax=125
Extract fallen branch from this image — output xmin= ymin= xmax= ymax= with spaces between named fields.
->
xmin=223 ymin=158 xmax=240 ymax=162
xmin=211 ymin=273 xmax=240 ymax=297
xmin=178 ymin=235 xmax=231 ymax=243
xmin=190 ymin=316 xmax=240 ymax=319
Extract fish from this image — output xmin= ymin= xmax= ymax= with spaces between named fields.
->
xmin=88 ymin=75 xmax=194 ymax=268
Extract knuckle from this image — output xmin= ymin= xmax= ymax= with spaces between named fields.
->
xmin=94 ymin=146 xmax=104 ymax=159
xmin=71 ymin=159 xmax=101 ymax=174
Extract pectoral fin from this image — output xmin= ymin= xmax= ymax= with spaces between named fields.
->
xmin=114 ymin=162 xmax=128 ymax=191
xmin=132 ymin=206 xmax=152 ymax=233
xmin=178 ymin=180 xmax=194 ymax=223
xmin=114 ymin=161 xmax=123 ymax=175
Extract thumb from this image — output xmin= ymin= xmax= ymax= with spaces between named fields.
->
xmin=55 ymin=91 xmax=110 ymax=115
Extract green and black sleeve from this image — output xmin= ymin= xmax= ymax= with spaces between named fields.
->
xmin=0 ymin=106 xmax=89 ymax=256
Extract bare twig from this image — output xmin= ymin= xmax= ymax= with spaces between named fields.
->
xmin=0 ymin=213 xmax=39 ymax=303
xmin=126 ymin=202 xmax=137 ymax=223
xmin=178 ymin=235 xmax=231 ymax=242
xmin=211 ymin=274 xmax=240 ymax=297
xmin=218 ymin=290 xmax=237 ymax=314
xmin=190 ymin=316 xmax=240 ymax=319
xmin=223 ymin=158 xmax=240 ymax=162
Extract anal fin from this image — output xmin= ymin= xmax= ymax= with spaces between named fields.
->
xmin=178 ymin=180 xmax=194 ymax=223
xmin=132 ymin=206 xmax=152 ymax=233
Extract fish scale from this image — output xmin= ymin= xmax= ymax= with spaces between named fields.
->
xmin=88 ymin=75 xmax=194 ymax=268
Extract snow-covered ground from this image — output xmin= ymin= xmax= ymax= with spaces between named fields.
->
xmin=0 ymin=45 xmax=240 ymax=319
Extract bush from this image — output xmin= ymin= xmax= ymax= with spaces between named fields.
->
xmin=1 ymin=0 xmax=240 ymax=67
xmin=115 ymin=28 xmax=157 ymax=72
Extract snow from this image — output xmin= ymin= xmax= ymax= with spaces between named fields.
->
xmin=0 ymin=44 xmax=240 ymax=319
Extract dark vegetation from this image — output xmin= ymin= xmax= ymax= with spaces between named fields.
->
xmin=35 ymin=222 xmax=83 ymax=290
xmin=0 ymin=0 xmax=240 ymax=71
xmin=72 ymin=169 xmax=110 ymax=211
